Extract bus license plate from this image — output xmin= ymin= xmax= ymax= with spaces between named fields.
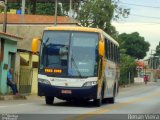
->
xmin=61 ymin=90 xmax=72 ymax=94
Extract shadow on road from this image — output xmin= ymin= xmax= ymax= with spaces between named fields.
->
xmin=50 ymin=101 xmax=97 ymax=108
xmin=41 ymin=100 xmax=118 ymax=108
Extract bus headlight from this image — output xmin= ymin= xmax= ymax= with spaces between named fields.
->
xmin=83 ymin=81 xmax=97 ymax=87
xmin=38 ymin=78 xmax=51 ymax=85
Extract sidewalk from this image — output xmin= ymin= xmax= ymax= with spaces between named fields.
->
xmin=119 ymin=81 xmax=157 ymax=92
xmin=26 ymin=94 xmax=44 ymax=101
xmin=0 ymin=94 xmax=27 ymax=100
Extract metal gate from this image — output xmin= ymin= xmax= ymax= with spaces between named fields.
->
xmin=18 ymin=67 xmax=33 ymax=95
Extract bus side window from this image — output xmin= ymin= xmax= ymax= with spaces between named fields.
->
xmin=105 ymin=38 xmax=109 ymax=59
xmin=117 ymin=48 xmax=120 ymax=63
xmin=115 ymin=45 xmax=117 ymax=63
xmin=108 ymin=40 xmax=111 ymax=60
xmin=113 ymin=44 xmax=116 ymax=63
xmin=113 ymin=44 xmax=115 ymax=62
xmin=116 ymin=46 xmax=118 ymax=63
xmin=104 ymin=38 xmax=107 ymax=58
xmin=110 ymin=42 xmax=113 ymax=61
xmin=113 ymin=43 xmax=115 ymax=62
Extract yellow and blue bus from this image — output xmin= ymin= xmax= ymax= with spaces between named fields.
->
xmin=32 ymin=26 xmax=120 ymax=107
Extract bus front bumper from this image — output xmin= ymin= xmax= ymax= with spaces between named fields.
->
xmin=38 ymin=83 xmax=98 ymax=100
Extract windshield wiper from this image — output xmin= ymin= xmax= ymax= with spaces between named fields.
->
xmin=71 ymin=55 xmax=83 ymax=78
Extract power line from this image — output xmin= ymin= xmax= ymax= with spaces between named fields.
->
xmin=112 ymin=21 xmax=160 ymax=27
xmin=113 ymin=23 xmax=160 ymax=27
xmin=119 ymin=1 xmax=160 ymax=9
xmin=130 ymin=14 xmax=160 ymax=20
xmin=113 ymin=14 xmax=160 ymax=26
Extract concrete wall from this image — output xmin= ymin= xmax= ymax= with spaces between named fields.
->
xmin=31 ymin=68 xmax=38 ymax=94
xmin=0 ymin=24 xmax=77 ymax=51
xmin=19 ymin=53 xmax=38 ymax=94
xmin=0 ymin=40 xmax=17 ymax=94
xmin=146 ymin=69 xmax=157 ymax=82
xmin=0 ymin=62 xmax=2 ymax=93
xmin=0 ymin=24 xmax=45 ymax=51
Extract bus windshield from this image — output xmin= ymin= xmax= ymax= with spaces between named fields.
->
xmin=40 ymin=31 xmax=99 ymax=77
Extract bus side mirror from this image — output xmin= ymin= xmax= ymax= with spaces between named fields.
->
xmin=32 ymin=38 xmax=40 ymax=54
xmin=99 ymin=40 xmax=104 ymax=57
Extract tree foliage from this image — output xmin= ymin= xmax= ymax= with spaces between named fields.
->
xmin=78 ymin=0 xmax=129 ymax=37
xmin=154 ymin=42 xmax=160 ymax=56
xmin=118 ymin=32 xmax=150 ymax=59
xmin=119 ymin=54 xmax=137 ymax=85
xmin=35 ymin=3 xmax=62 ymax=15
xmin=7 ymin=2 xmax=62 ymax=15
xmin=78 ymin=0 xmax=114 ymax=28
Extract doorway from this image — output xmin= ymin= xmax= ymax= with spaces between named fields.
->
xmin=8 ymin=52 xmax=16 ymax=70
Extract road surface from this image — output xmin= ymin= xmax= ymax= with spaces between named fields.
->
xmin=0 ymin=82 xmax=160 ymax=120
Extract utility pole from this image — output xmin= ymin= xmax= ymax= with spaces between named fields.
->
xmin=21 ymin=0 xmax=25 ymax=15
xmin=150 ymin=49 xmax=155 ymax=69
xmin=54 ymin=0 xmax=58 ymax=26
xmin=21 ymin=0 xmax=26 ymax=24
xmin=151 ymin=50 xmax=153 ymax=69
xmin=69 ymin=0 xmax=72 ymax=17
xmin=3 ymin=0 xmax=7 ymax=33
xmin=129 ymin=71 xmax=131 ymax=86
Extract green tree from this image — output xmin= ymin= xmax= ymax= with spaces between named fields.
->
xmin=32 ymin=2 xmax=62 ymax=15
xmin=8 ymin=2 xmax=21 ymax=10
xmin=118 ymin=32 xmax=150 ymax=59
xmin=61 ymin=2 xmax=80 ymax=17
xmin=119 ymin=54 xmax=136 ymax=85
xmin=154 ymin=42 xmax=160 ymax=56
xmin=78 ymin=0 xmax=129 ymax=37
xmin=8 ymin=2 xmax=63 ymax=15
xmin=152 ymin=42 xmax=160 ymax=69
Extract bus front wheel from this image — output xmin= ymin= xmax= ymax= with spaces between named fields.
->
xmin=93 ymin=98 xmax=102 ymax=107
xmin=45 ymin=96 xmax=54 ymax=105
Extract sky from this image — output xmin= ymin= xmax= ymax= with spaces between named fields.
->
xmin=112 ymin=0 xmax=160 ymax=59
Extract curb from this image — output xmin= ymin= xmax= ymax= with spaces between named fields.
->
xmin=119 ymin=82 xmax=156 ymax=91
xmin=0 ymin=95 xmax=27 ymax=101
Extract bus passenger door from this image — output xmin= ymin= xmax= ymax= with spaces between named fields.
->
xmin=104 ymin=60 xmax=116 ymax=97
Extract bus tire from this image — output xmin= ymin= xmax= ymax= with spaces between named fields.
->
xmin=93 ymin=90 xmax=103 ymax=107
xmin=93 ymin=98 xmax=102 ymax=107
xmin=45 ymin=96 xmax=54 ymax=105
xmin=102 ymin=98 xmax=108 ymax=104
xmin=108 ymin=96 xmax=115 ymax=104
xmin=108 ymin=86 xmax=116 ymax=104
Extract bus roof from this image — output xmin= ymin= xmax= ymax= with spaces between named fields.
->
xmin=45 ymin=26 xmax=102 ymax=32
xmin=45 ymin=26 xmax=119 ymax=46
xmin=103 ymin=32 xmax=119 ymax=46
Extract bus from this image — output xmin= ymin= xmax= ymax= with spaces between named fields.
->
xmin=32 ymin=26 xmax=120 ymax=107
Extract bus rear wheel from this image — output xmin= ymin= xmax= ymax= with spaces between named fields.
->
xmin=108 ymin=87 xmax=116 ymax=104
xmin=108 ymin=96 xmax=115 ymax=104
xmin=45 ymin=96 xmax=54 ymax=105
xmin=93 ymin=90 xmax=103 ymax=107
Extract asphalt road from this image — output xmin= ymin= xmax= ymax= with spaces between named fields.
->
xmin=0 ymin=82 xmax=160 ymax=120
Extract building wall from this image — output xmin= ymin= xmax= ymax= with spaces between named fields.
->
xmin=31 ymin=68 xmax=38 ymax=94
xmin=0 ymin=40 xmax=17 ymax=94
xmin=0 ymin=62 xmax=2 ymax=93
xmin=0 ymin=24 xmax=77 ymax=51
xmin=19 ymin=53 xmax=38 ymax=94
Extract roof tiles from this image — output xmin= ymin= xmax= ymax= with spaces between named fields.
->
xmin=0 ymin=14 xmax=78 ymax=24
xmin=0 ymin=32 xmax=23 ymax=41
